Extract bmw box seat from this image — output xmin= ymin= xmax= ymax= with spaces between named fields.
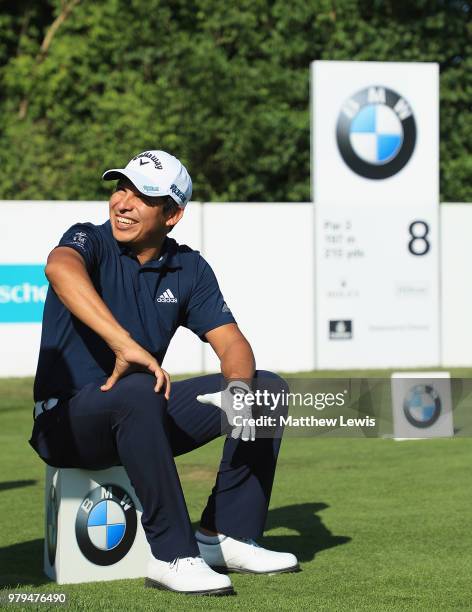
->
xmin=44 ymin=466 xmax=149 ymax=584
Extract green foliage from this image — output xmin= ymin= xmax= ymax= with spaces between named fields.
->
xmin=0 ymin=0 xmax=469 ymax=202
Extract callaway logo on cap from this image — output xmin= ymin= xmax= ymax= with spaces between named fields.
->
xmin=102 ymin=150 xmax=192 ymax=208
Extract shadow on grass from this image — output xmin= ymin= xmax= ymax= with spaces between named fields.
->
xmin=1 ymin=503 xmax=350 ymax=587
xmin=0 ymin=480 xmax=37 ymax=493
xmin=0 ymin=539 xmax=49 ymax=588
xmin=192 ymin=502 xmax=350 ymax=564
xmin=262 ymin=502 xmax=350 ymax=562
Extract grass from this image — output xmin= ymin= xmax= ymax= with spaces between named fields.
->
xmin=0 ymin=374 xmax=471 ymax=611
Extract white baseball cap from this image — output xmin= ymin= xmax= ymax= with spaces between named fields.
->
xmin=102 ymin=150 xmax=192 ymax=208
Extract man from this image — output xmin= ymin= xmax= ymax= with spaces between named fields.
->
xmin=29 ymin=150 xmax=297 ymax=596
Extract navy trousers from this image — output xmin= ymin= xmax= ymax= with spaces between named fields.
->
xmin=29 ymin=370 xmax=287 ymax=561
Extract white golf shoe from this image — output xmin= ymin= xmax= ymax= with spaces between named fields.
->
xmin=145 ymin=555 xmax=234 ymax=596
xmin=197 ymin=533 xmax=300 ymax=575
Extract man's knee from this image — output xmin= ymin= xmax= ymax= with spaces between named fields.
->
xmin=253 ymin=370 xmax=289 ymax=417
xmin=254 ymin=370 xmax=289 ymax=394
xmin=114 ymin=373 xmax=167 ymax=422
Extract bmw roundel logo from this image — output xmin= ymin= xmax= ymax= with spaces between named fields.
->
xmin=46 ymin=483 xmax=58 ymax=566
xmin=403 ymin=384 xmax=441 ymax=428
xmin=75 ymin=484 xmax=137 ymax=566
xmin=336 ymin=86 xmax=416 ymax=179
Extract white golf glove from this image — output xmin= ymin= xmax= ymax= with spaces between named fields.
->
xmin=197 ymin=381 xmax=256 ymax=442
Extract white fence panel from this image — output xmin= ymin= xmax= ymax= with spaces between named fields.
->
xmin=440 ymin=203 xmax=472 ymax=366
xmin=202 ymin=203 xmax=315 ymax=373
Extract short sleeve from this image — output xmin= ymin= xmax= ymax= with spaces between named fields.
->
xmin=56 ymin=223 xmax=102 ymax=272
xmin=183 ymin=257 xmax=236 ymax=340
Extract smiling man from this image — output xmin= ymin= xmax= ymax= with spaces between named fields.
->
xmin=29 ymin=150 xmax=297 ymax=596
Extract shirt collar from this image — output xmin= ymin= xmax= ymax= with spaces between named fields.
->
xmin=105 ymin=220 xmax=181 ymax=269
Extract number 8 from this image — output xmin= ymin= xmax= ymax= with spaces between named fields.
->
xmin=408 ymin=221 xmax=430 ymax=256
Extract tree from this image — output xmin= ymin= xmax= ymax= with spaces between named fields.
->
xmin=0 ymin=0 xmax=469 ymax=202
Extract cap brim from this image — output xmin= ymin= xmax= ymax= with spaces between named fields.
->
xmin=102 ymin=168 xmax=154 ymax=195
xmin=102 ymin=167 xmax=186 ymax=208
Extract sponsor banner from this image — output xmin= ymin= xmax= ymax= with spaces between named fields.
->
xmin=391 ymin=372 xmax=453 ymax=439
xmin=315 ymin=202 xmax=439 ymax=368
xmin=0 ymin=265 xmax=48 ymax=323
xmin=311 ymin=60 xmax=439 ymax=205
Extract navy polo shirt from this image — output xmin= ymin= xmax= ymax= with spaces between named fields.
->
xmin=33 ymin=220 xmax=236 ymax=402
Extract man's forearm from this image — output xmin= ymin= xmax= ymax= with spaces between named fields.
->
xmin=219 ymin=336 xmax=256 ymax=382
xmin=45 ymin=248 xmax=130 ymax=350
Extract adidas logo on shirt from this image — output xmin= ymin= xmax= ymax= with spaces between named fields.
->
xmin=157 ymin=289 xmax=177 ymax=303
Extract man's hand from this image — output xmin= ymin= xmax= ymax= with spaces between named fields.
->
xmin=101 ymin=339 xmax=171 ymax=398
xmin=197 ymin=381 xmax=255 ymax=441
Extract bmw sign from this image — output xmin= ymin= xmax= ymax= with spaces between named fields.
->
xmin=75 ymin=484 xmax=137 ymax=566
xmin=336 ymin=86 xmax=416 ymax=179
xmin=403 ymin=384 xmax=441 ymax=428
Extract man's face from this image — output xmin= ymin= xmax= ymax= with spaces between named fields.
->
xmin=108 ymin=178 xmax=179 ymax=245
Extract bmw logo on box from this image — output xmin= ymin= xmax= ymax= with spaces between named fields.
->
xmin=75 ymin=484 xmax=137 ymax=566
xmin=403 ymin=384 xmax=441 ymax=428
xmin=336 ymin=86 xmax=416 ymax=179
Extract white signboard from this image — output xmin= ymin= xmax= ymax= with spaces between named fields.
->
xmin=312 ymin=60 xmax=440 ymax=369
xmin=311 ymin=61 xmax=439 ymax=206
xmin=391 ymin=372 xmax=453 ymax=439
xmin=315 ymin=202 xmax=439 ymax=369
